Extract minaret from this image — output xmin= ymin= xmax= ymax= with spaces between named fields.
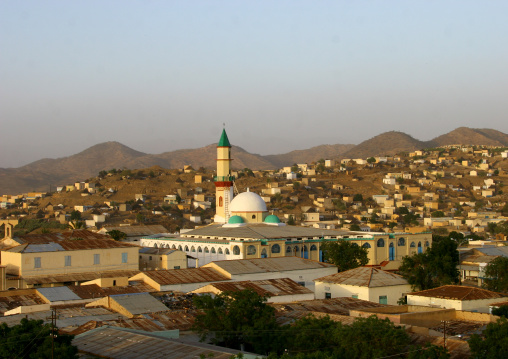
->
xmin=214 ymin=129 xmax=234 ymax=223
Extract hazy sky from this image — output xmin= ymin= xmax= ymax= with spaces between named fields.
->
xmin=1 ymin=1 xmax=507 ymax=168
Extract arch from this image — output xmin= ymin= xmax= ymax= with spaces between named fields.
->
xmin=261 ymin=248 xmax=267 ymax=258
xmin=252 ymin=214 xmax=256 ymax=219
xmin=219 ymin=196 xmax=223 ymax=207
xmin=425 ymin=241 xmax=430 ymax=247
xmin=302 ymin=245 xmax=309 ymax=259
xmin=286 ymin=246 xmax=292 ymax=253
xmin=204 ymin=247 xmax=209 ymax=253
xmin=362 ymin=243 xmax=371 ymax=248
xmin=417 ymin=242 xmax=422 ymax=254
xmin=184 ymin=245 xmax=189 ymax=251
xmin=171 ymin=244 xmax=176 ymax=249
xmin=310 ymin=244 xmax=317 ymax=251
xmin=247 ymin=245 xmax=256 ymax=255
xmin=191 ymin=246 xmax=196 ymax=252
xmin=153 ymin=243 xmax=158 ymax=248
xmin=271 ymin=244 xmax=281 ymax=254
xmin=377 ymin=238 xmax=385 ymax=247
xmin=225 ymin=248 xmax=230 ymax=255
xmin=351 ymin=243 xmax=359 ymax=247
xmin=211 ymin=247 xmax=216 ymax=254
xmin=178 ymin=245 xmax=182 ymax=251
xmin=410 ymin=242 xmax=416 ymax=248
xmin=389 ymin=243 xmax=395 ymax=261
xmin=218 ymin=248 xmax=223 ymax=254
xmin=233 ymin=245 xmax=240 ymax=255
xmin=398 ymin=237 xmax=406 ymax=246
xmin=198 ymin=247 xmax=203 ymax=253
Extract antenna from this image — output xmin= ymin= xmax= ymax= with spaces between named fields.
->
xmin=223 ymin=122 xmax=225 ymax=128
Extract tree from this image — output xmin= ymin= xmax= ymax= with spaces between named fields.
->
xmin=70 ymin=210 xmax=81 ymax=221
xmin=398 ymin=237 xmax=459 ymax=291
xmin=0 ymin=318 xmax=78 ymax=359
xmin=407 ymin=343 xmax=450 ymax=359
xmin=483 ymin=257 xmax=508 ymax=292
xmin=492 ymin=305 xmax=508 ymax=318
xmin=106 ymin=229 xmax=127 ymax=241
xmin=350 ymin=224 xmax=361 ymax=231
xmin=291 ymin=164 xmax=299 ymax=173
xmin=431 ymin=210 xmax=445 ymax=218
xmin=469 ymin=317 xmax=508 ymax=359
xmin=367 ymin=157 xmax=376 ymax=164
xmin=192 ymin=289 xmax=280 ymax=354
xmin=353 ymin=194 xmax=363 ymax=202
xmin=287 ymin=215 xmax=295 ymax=226
xmin=321 ymin=239 xmax=369 ymax=272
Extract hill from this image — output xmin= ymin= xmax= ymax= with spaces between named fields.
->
xmin=431 ymin=127 xmax=508 ymax=147
xmin=1 ymin=127 xmax=507 ymax=195
xmin=342 ymin=131 xmax=430 ymax=159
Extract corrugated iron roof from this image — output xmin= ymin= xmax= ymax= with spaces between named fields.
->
xmin=141 ymin=268 xmax=229 ymax=285
xmin=183 ymin=223 xmax=353 ymax=240
xmin=107 ymin=293 xmax=169 ymax=315
xmin=15 ymin=230 xmax=112 ymax=244
xmin=205 ymin=256 xmax=336 ymax=275
xmin=139 ymin=247 xmax=178 ymax=255
xmin=6 ymin=239 xmax=137 ymax=253
xmin=315 ymin=267 xmax=409 ymax=287
xmin=37 ymin=287 xmax=81 ymax=302
xmin=198 ymin=278 xmax=313 ymax=297
xmin=100 ymin=225 xmax=169 ymax=237
xmin=270 ymin=297 xmax=388 ymax=316
xmin=0 ymin=290 xmax=45 ymax=315
xmin=73 ymin=326 xmax=248 ymax=359
xmin=410 ymin=285 xmax=508 ymax=300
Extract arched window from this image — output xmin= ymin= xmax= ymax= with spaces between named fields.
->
xmin=211 ymin=247 xmax=216 ymax=254
xmin=153 ymin=243 xmax=158 ymax=248
xmin=247 ymin=245 xmax=256 ymax=255
xmin=425 ymin=241 xmax=430 ymax=247
xmin=294 ymin=246 xmax=299 ymax=255
xmin=286 ymin=246 xmax=292 ymax=253
xmin=310 ymin=245 xmax=317 ymax=251
xmin=377 ymin=238 xmax=385 ymax=247
xmin=191 ymin=246 xmax=196 ymax=252
xmin=271 ymin=244 xmax=281 ymax=254
xmin=178 ymin=245 xmax=182 ymax=251
xmin=261 ymin=248 xmax=267 ymax=258
xmin=418 ymin=242 xmax=422 ymax=254
xmin=218 ymin=248 xmax=223 ymax=254
xmin=225 ymin=248 xmax=230 ymax=255
xmin=252 ymin=214 xmax=256 ymax=219
xmin=172 ymin=244 xmax=176 ymax=249
xmin=351 ymin=243 xmax=359 ymax=247
xmin=398 ymin=237 xmax=406 ymax=246
xmin=198 ymin=247 xmax=202 ymax=253
xmin=204 ymin=247 xmax=209 ymax=253
xmin=219 ymin=196 xmax=223 ymax=207
xmin=184 ymin=246 xmax=189 ymax=251
xmin=362 ymin=243 xmax=371 ymax=248
xmin=410 ymin=242 xmax=416 ymax=248
xmin=233 ymin=246 xmax=240 ymax=255
xmin=389 ymin=243 xmax=395 ymax=261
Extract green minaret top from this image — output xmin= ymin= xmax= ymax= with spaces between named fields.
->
xmin=218 ymin=128 xmax=231 ymax=147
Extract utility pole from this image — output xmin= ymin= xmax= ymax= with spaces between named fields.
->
xmin=50 ymin=308 xmax=57 ymax=359
xmin=442 ymin=320 xmax=447 ymax=349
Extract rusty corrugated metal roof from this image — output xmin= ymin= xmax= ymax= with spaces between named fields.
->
xmin=410 ymin=285 xmax=508 ymax=301
xmin=0 ymin=290 xmax=45 ymax=314
xmin=141 ymin=268 xmax=230 ymax=285
xmin=315 ymin=266 xmax=409 ymax=287
xmin=15 ymin=230 xmax=112 ymax=243
xmin=23 ymin=270 xmax=140 ymax=284
xmin=201 ymin=278 xmax=313 ymax=297
xmin=271 ymin=297 xmax=388 ymax=316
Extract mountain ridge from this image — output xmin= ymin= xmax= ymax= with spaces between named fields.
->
xmin=1 ymin=127 xmax=507 ymax=195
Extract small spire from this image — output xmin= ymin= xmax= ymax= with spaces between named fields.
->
xmin=218 ymin=128 xmax=231 ymax=147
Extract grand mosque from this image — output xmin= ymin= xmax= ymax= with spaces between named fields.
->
xmin=141 ymin=130 xmax=432 ymax=268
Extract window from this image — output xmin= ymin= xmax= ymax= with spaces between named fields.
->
xmin=65 ymin=255 xmax=71 ymax=267
xmin=149 ymin=256 xmax=152 ymax=260
xmin=352 ymin=295 xmax=359 ymax=299
xmin=198 ymin=247 xmax=202 ymax=253
xmin=225 ymin=248 xmax=230 ymax=255
xmin=233 ymin=245 xmax=240 ymax=255
xmin=94 ymin=254 xmax=100 ymax=265
xmin=113 ymin=280 xmax=117 ymax=286
xmin=362 ymin=243 xmax=371 ymax=248
xmin=377 ymin=238 xmax=385 ymax=247
xmin=379 ymin=296 xmax=388 ymax=305
xmin=271 ymin=244 xmax=281 ymax=254
xmin=325 ymin=293 xmax=332 ymax=299
xmin=247 ymin=245 xmax=256 ymax=255
xmin=310 ymin=245 xmax=317 ymax=251
xmin=218 ymin=248 xmax=223 ymax=254
xmin=122 ymin=252 xmax=128 ymax=263
xmin=219 ymin=196 xmax=223 ymax=207
xmin=298 ymin=282 xmax=305 ymax=286
xmin=34 ymin=257 xmax=41 ymax=268
xmin=211 ymin=247 xmax=216 ymax=254
xmin=398 ymin=237 xmax=406 ymax=246
xmin=174 ymin=266 xmax=180 ymax=269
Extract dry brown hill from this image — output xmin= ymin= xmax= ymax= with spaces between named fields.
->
xmin=431 ymin=127 xmax=508 ymax=147
xmin=264 ymin=144 xmax=355 ymax=168
xmin=342 ymin=131 xmax=430 ymax=159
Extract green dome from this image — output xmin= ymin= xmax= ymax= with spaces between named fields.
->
xmin=264 ymin=215 xmax=281 ymax=223
xmin=228 ymin=215 xmax=244 ymax=224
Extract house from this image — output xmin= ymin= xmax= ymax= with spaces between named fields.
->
xmin=203 ymin=257 xmax=337 ymax=291
xmin=129 ymin=268 xmax=230 ymax=292
xmin=192 ymin=278 xmax=315 ymax=303
xmin=314 ymin=267 xmax=411 ymax=305
xmin=85 ymin=293 xmax=169 ymax=318
xmin=407 ymin=285 xmax=508 ymax=313
xmin=138 ymin=247 xmax=188 ymax=270
xmin=1 ymin=238 xmax=139 ymax=289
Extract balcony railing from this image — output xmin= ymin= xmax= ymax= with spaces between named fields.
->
xmin=214 ymin=176 xmax=235 ymax=182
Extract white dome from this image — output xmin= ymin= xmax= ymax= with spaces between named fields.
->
xmin=230 ymin=191 xmax=267 ymax=213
